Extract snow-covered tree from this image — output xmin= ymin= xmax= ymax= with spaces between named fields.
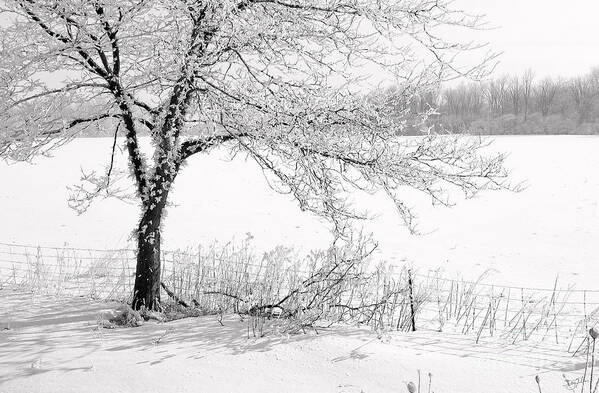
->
xmin=1 ymin=0 xmax=509 ymax=310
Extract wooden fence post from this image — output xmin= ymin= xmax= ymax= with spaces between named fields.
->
xmin=408 ymin=269 xmax=416 ymax=332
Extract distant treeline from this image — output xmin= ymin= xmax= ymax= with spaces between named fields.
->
xmin=430 ymin=67 xmax=599 ymax=135
xmin=82 ymin=68 xmax=599 ymax=137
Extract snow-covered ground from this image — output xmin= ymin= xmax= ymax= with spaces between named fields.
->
xmin=1 ymin=135 xmax=598 ymax=288
xmin=0 ymin=289 xmax=581 ymax=393
xmin=1 ymin=136 xmax=599 ymax=392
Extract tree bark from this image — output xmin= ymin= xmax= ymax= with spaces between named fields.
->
xmin=131 ymin=203 xmax=164 ymax=310
xmin=131 ymin=162 xmax=174 ymax=310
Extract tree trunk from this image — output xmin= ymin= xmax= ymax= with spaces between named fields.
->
xmin=132 ymin=204 xmax=164 ymax=310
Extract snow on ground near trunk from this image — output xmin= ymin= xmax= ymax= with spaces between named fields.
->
xmin=1 ymin=136 xmax=598 ymax=288
xmin=0 ymin=289 xmax=584 ymax=393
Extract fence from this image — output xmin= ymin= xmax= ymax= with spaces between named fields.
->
xmin=1 ymin=241 xmax=597 ymax=352
xmin=411 ymin=271 xmax=599 ymax=354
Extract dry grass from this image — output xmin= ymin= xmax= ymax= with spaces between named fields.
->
xmin=0 ymin=239 xmax=596 ymax=346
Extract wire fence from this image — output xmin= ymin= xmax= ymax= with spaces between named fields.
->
xmin=410 ymin=271 xmax=598 ymax=352
xmin=1 ymin=241 xmax=597 ymax=353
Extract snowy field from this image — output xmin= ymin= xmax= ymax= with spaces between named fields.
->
xmin=1 ymin=135 xmax=598 ymax=288
xmin=0 ymin=290 xmax=580 ymax=393
xmin=1 ymin=135 xmax=599 ymax=393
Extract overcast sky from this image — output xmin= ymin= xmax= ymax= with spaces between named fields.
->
xmin=3 ymin=1 xmax=597 ymax=84
xmin=453 ymin=0 xmax=599 ymax=79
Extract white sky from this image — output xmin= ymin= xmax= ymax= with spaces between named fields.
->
xmin=3 ymin=2 xmax=598 ymax=85
xmin=453 ymin=0 xmax=599 ymax=79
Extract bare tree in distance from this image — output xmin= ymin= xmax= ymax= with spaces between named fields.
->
xmin=443 ymin=83 xmax=484 ymax=127
xmin=571 ymin=76 xmax=598 ymax=124
xmin=507 ymin=76 xmax=521 ymax=116
xmin=522 ymin=69 xmax=535 ymax=122
xmin=535 ymin=78 xmax=557 ymax=118
xmin=483 ymin=76 xmax=508 ymax=118
xmin=1 ymin=0 xmax=509 ymax=310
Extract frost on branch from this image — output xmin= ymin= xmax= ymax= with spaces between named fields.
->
xmin=67 ymin=167 xmax=137 ymax=214
xmin=218 ymin=86 xmax=510 ymax=234
xmin=0 ymin=20 xmax=113 ymax=160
